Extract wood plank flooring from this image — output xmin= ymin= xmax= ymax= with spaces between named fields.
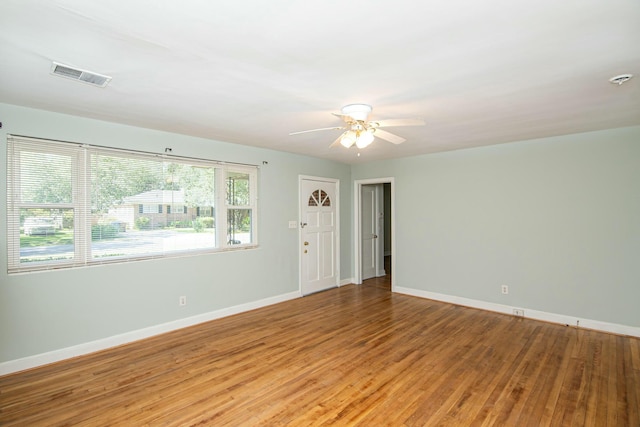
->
xmin=1 ymin=278 xmax=639 ymax=426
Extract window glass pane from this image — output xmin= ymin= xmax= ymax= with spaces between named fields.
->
xmin=20 ymin=208 xmax=74 ymax=264
xmin=90 ymin=154 xmax=217 ymax=259
xmin=20 ymin=151 xmax=72 ymax=203
xmin=227 ymin=208 xmax=252 ymax=245
xmin=91 ymin=153 xmax=164 ymax=219
xmin=226 ymin=172 xmax=250 ymax=206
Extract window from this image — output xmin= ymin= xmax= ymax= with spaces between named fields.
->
xmin=167 ymin=205 xmax=186 ymax=215
xmin=308 ymin=189 xmax=331 ymax=207
xmin=7 ymin=135 xmax=258 ymax=273
xmin=226 ymin=169 xmax=256 ymax=245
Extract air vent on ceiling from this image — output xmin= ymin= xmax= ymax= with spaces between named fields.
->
xmin=50 ymin=62 xmax=112 ymax=88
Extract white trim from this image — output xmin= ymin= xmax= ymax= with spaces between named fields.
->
xmin=354 ymin=178 xmax=396 ymax=291
xmin=0 ymin=291 xmax=301 ymax=376
xmin=340 ymin=278 xmax=354 ymax=286
xmin=395 ymin=286 xmax=640 ymax=338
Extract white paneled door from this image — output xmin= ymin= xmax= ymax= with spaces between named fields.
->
xmin=361 ymin=184 xmax=378 ymax=280
xmin=300 ymin=177 xmax=338 ymax=295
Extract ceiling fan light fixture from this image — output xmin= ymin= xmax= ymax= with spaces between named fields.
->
xmin=340 ymin=131 xmax=357 ymax=148
xmin=355 ymin=130 xmax=374 ymax=148
xmin=291 ymin=103 xmax=421 ymax=150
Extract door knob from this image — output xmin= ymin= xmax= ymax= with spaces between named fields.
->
xmin=373 ymin=234 xmax=378 ymax=239
xmin=304 ymin=241 xmax=309 ymax=246
xmin=304 ymin=249 xmax=308 ymax=254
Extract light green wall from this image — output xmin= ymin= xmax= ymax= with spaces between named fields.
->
xmin=2 ymin=102 xmax=638 ymax=365
xmin=0 ymin=103 xmax=352 ymax=362
xmin=353 ymin=126 xmax=640 ymax=327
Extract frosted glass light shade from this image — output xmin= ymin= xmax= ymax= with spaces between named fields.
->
xmin=340 ymin=131 xmax=356 ymax=148
xmin=355 ymin=130 xmax=374 ymax=148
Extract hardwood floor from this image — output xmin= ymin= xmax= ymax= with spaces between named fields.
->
xmin=362 ymin=255 xmax=392 ymax=291
xmin=1 ymin=281 xmax=639 ymax=426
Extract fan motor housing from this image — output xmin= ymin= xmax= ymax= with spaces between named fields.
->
xmin=341 ymin=104 xmax=372 ymax=121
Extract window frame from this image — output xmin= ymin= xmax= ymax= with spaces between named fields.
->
xmin=223 ymin=166 xmax=258 ymax=246
xmin=7 ymin=135 xmax=259 ymax=274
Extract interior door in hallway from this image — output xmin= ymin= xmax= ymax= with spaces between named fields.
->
xmin=361 ymin=184 xmax=379 ymax=280
xmin=300 ymin=177 xmax=338 ymax=295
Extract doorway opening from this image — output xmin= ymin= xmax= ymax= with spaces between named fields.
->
xmin=354 ymin=178 xmax=395 ymax=291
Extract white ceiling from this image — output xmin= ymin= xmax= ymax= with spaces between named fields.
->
xmin=1 ymin=0 xmax=639 ymax=164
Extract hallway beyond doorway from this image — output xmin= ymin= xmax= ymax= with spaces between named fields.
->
xmin=362 ymin=255 xmax=391 ymax=290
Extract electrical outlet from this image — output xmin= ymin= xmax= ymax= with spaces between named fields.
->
xmin=179 ymin=296 xmax=187 ymax=306
xmin=501 ymin=285 xmax=509 ymax=295
xmin=513 ymin=309 xmax=524 ymax=317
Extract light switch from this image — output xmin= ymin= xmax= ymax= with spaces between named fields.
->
xmin=288 ymin=221 xmax=298 ymax=229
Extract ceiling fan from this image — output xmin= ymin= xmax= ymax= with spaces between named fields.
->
xmin=290 ymin=104 xmax=425 ymax=149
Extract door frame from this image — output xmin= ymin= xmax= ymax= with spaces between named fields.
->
xmin=354 ymin=177 xmax=396 ymax=290
xmin=299 ymin=175 xmax=340 ymax=295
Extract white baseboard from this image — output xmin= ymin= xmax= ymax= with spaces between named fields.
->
xmin=340 ymin=278 xmax=354 ymax=286
xmin=394 ymin=286 xmax=640 ymax=338
xmin=0 ymin=291 xmax=302 ymax=376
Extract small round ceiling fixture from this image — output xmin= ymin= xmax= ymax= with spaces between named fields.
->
xmin=609 ymin=74 xmax=633 ymax=85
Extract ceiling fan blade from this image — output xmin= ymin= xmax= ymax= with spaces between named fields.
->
xmin=374 ymin=129 xmax=406 ymax=145
xmin=289 ymin=126 xmax=345 ymax=136
xmin=329 ymin=133 xmax=346 ymax=148
xmin=372 ymin=118 xmax=425 ymax=128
